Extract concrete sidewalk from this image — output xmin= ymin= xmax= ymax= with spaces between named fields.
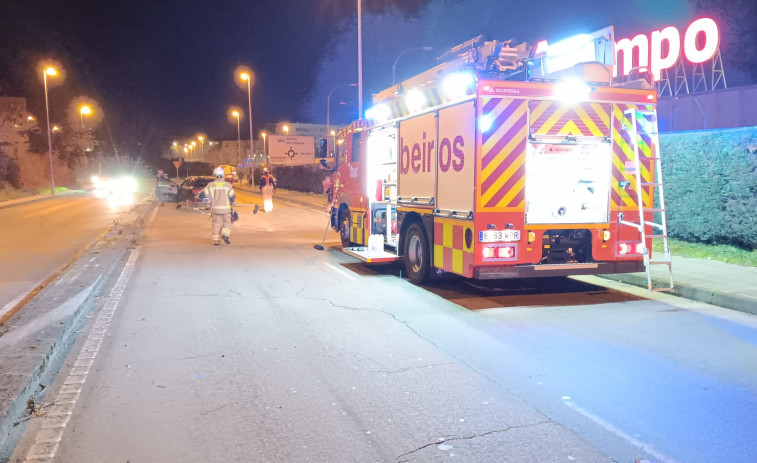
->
xmin=0 ymin=201 xmax=150 ymax=459
xmin=601 ymin=256 xmax=757 ymax=316
xmin=242 ymin=186 xmax=757 ymax=316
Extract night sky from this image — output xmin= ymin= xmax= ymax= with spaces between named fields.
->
xmin=1 ymin=0 xmax=753 ymax=160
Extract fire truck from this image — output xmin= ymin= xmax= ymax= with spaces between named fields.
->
xmin=327 ymin=26 xmax=673 ymax=289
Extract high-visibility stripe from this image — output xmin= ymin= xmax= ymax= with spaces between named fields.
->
xmin=433 ymin=218 xmax=474 ymax=277
xmin=479 ymin=98 xmax=528 ymax=211
xmin=529 ymin=101 xmax=611 ymax=137
xmin=611 ymin=104 xmax=656 ymax=209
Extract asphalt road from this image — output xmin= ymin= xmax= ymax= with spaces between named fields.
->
xmin=8 ymin=192 xmax=757 ymax=462
xmin=0 ymin=193 xmax=134 ymax=322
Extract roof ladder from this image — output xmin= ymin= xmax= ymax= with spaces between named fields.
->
xmin=618 ymin=108 xmax=674 ymax=292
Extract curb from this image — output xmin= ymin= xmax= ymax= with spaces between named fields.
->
xmin=0 ymin=202 xmax=152 ymax=459
xmin=599 ymin=273 xmax=757 ymax=316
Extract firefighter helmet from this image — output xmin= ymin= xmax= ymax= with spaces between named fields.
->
xmin=214 ymin=167 xmax=224 ymax=178
xmin=262 ymin=167 xmax=268 ymax=173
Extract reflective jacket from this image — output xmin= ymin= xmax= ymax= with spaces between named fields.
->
xmin=200 ymin=180 xmax=236 ymax=214
xmin=259 ymin=173 xmax=276 ymax=190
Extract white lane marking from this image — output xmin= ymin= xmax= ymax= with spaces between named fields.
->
xmin=324 ymin=262 xmax=356 ymax=281
xmin=25 ymin=248 xmax=140 ymax=462
xmin=147 ymin=204 xmax=159 ymax=225
xmin=563 ymin=399 xmax=677 ymax=463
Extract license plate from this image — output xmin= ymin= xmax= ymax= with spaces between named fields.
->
xmin=479 ymin=230 xmax=521 ymax=243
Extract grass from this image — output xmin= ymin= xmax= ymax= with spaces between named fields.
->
xmin=653 ymin=238 xmax=757 ymax=267
xmin=0 ymin=186 xmax=69 ymax=202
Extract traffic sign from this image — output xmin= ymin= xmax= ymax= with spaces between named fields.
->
xmin=173 ymin=160 xmax=182 ymax=168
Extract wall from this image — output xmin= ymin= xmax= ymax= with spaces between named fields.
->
xmin=658 ymin=85 xmax=757 ymax=132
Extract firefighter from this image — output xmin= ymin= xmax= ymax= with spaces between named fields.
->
xmin=200 ymin=167 xmax=237 ymax=246
xmin=259 ymin=167 xmax=276 ymax=212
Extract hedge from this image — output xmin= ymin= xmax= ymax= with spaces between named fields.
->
xmin=258 ymin=164 xmax=332 ymax=194
xmin=660 ymin=127 xmax=757 ymax=250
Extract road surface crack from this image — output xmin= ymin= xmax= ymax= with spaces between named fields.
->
xmin=369 ymin=362 xmax=453 ymax=375
xmin=396 ymin=421 xmax=551 ymax=461
xmin=200 ymin=402 xmax=237 ymax=417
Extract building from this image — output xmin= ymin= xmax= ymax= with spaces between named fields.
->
xmin=273 ymin=122 xmax=329 ymax=139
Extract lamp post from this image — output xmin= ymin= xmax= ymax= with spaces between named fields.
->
xmin=198 ymin=136 xmax=204 ymax=158
xmin=43 ymin=66 xmax=57 ymax=195
xmin=327 ymin=83 xmax=357 ymax=136
xmin=392 ymin=46 xmax=433 ymax=85
xmin=232 ymin=110 xmax=241 ymax=166
xmin=282 ymin=125 xmax=289 ymax=135
xmin=357 ymin=0 xmax=363 ymax=118
xmin=80 ymin=105 xmax=91 ymax=129
xmin=261 ymin=131 xmax=267 ymax=167
xmin=240 ymin=71 xmax=255 ymax=166
xmin=191 ymin=141 xmax=196 ymax=160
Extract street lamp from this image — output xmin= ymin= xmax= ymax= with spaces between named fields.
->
xmin=198 ymin=136 xmax=204 ymax=158
xmin=239 ymin=70 xmax=255 ymax=165
xmin=231 ymin=109 xmax=241 ymax=165
xmin=282 ymin=124 xmax=289 ymax=135
xmin=43 ymin=66 xmax=57 ymax=195
xmin=392 ymin=46 xmax=433 ymax=85
xmin=327 ymin=83 xmax=357 ymax=136
xmin=80 ymin=105 xmax=91 ymax=128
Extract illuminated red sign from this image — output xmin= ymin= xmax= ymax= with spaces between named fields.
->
xmin=614 ymin=17 xmax=720 ymax=81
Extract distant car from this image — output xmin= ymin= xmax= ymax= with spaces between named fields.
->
xmin=179 ymin=176 xmax=215 ymax=208
xmin=218 ymin=164 xmax=238 ymax=183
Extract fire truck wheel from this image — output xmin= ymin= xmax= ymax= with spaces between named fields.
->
xmin=404 ymin=223 xmax=429 ymax=284
xmin=339 ymin=209 xmax=352 ymax=248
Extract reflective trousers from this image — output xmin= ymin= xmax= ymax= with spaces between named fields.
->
xmin=211 ymin=213 xmax=232 ymax=243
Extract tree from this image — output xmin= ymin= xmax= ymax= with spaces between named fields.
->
xmin=693 ymin=0 xmax=757 ymax=85
xmin=0 ymin=106 xmax=40 ymax=187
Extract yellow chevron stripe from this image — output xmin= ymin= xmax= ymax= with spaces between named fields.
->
xmin=557 ymin=120 xmax=583 ymax=136
xmin=536 ymin=104 xmax=569 ymax=134
xmin=481 ymin=153 xmax=525 ymax=205
xmin=482 ymin=123 xmax=528 ymax=179
xmin=613 ymin=130 xmax=652 ymax=206
xmin=574 ymin=104 xmax=606 ymax=136
xmin=530 ymin=100 xmax=551 ymax=125
xmin=483 ymin=101 xmax=526 ymax=153
xmin=590 ymin=103 xmax=611 ymax=126
xmin=493 ymin=176 xmax=525 ymax=208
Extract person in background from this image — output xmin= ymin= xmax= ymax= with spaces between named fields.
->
xmin=200 ymin=166 xmax=237 ymax=246
xmin=259 ymin=167 xmax=276 ymax=212
xmin=155 ymin=169 xmax=171 ymax=206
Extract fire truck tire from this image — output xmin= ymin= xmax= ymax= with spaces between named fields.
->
xmin=404 ymin=223 xmax=430 ymax=284
xmin=339 ymin=209 xmax=352 ymax=248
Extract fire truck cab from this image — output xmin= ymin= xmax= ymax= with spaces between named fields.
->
xmin=329 ymin=26 xmax=670 ymax=285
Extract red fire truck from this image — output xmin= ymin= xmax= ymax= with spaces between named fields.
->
xmin=328 ymin=26 xmax=673 ymax=288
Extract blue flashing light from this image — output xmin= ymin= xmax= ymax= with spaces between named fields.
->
xmin=479 ymin=114 xmax=494 ymax=133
